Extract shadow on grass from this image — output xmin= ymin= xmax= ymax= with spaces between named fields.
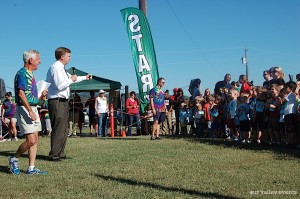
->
xmin=0 ymin=151 xmax=50 ymax=161
xmin=76 ymin=133 xmax=143 ymax=140
xmin=94 ymin=173 xmax=239 ymax=199
xmin=0 ymin=165 xmax=10 ymax=174
xmin=166 ymin=134 xmax=300 ymax=160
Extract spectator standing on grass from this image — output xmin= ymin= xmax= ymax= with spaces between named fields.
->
xmin=237 ymin=94 xmax=251 ymax=143
xmin=145 ymin=103 xmax=154 ymax=135
xmin=283 ymin=81 xmax=297 ymax=148
xmin=126 ymin=91 xmax=141 ymax=136
xmin=9 ymin=49 xmax=47 ymax=175
xmin=149 ymin=77 xmax=167 ymax=140
xmin=173 ymin=88 xmax=184 ymax=135
xmin=227 ymin=89 xmax=239 ymax=141
xmin=253 ymin=87 xmax=268 ymax=144
xmin=203 ymin=95 xmax=214 ymax=138
xmin=85 ymin=91 xmax=98 ymax=136
xmin=296 ymin=86 xmax=300 ymax=148
xmin=95 ymin=89 xmax=108 ymax=137
xmin=179 ymin=103 xmax=189 ymax=134
xmin=68 ymin=94 xmax=83 ymax=137
xmin=39 ymin=90 xmax=51 ymax=136
xmin=1 ymin=92 xmax=18 ymax=141
xmin=266 ymin=84 xmax=281 ymax=145
xmin=194 ymin=103 xmax=205 ymax=137
xmin=162 ymin=90 xmax=173 ymax=135
xmin=47 ymin=47 xmax=92 ymax=162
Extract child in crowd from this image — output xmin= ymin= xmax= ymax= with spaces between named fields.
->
xmin=180 ymin=104 xmax=189 ymax=134
xmin=203 ymin=95 xmax=214 ymax=138
xmin=283 ymin=81 xmax=297 ymax=147
xmin=239 ymin=74 xmax=251 ymax=95
xmin=254 ymin=87 xmax=268 ymax=144
xmin=39 ymin=90 xmax=52 ymax=136
xmin=188 ymin=100 xmax=196 ymax=135
xmin=248 ymin=87 xmax=257 ymax=140
xmin=231 ymin=81 xmax=240 ymax=92
xmin=237 ymin=94 xmax=251 ymax=143
xmin=266 ymin=84 xmax=281 ymax=145
xmin=194 ymin=103 xmax=205 ymax=137
xmin=279 ymin=88 xmax=286 ymax=143
xmin=296 ymin=87 xmax=300 ymax=148
xmin=211 ymin=96 xmax=222 ymax=138
xmin=145 ymin=103 xmax=154 ymax=135
xmin=227 ymin=89 xmax=239 ymax=141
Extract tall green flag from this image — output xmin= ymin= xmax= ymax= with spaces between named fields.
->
xmin=121 ymin=7 xmax=159 ymax=112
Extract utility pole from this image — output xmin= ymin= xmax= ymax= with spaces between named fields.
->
xmin=139 ymin=0 xmax=147 ymax=16
xmin=241 ymin=48 xmax=249 ymax=80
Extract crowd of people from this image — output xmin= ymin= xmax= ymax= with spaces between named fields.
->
xmin=145 ymin=68 xmax=300 ymax=149
xmin=2 ymin=47 xmax=300 ymax=176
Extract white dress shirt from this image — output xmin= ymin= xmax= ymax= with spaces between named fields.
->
xmin=46 ymin=61 xmax=86 ymax=99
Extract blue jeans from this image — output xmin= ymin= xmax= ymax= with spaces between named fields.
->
xmin=97 ymin=113 xmax=108 ymax=137
xmin=127 ymin=114 xmax=141 ymax=136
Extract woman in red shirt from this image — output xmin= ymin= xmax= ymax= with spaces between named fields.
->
xmin=126 ymin=91 xmax=141 ymax=136
xmin=239 ymin=74 xmax=251 ymax=95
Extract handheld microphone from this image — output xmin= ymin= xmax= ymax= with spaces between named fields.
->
xmin=72 ymin=67 xmax=76 ymax=75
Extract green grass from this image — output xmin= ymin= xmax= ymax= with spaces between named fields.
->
xmin=0 ymin=130 xmax=300 ymax=199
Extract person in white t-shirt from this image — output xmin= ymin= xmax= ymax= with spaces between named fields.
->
xmin=283 ymin=81 xmax=297 ymax=147
xmin=95 ymin=89 xmax=108 ymax=137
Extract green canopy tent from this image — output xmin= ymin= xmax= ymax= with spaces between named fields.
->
xmin=66 ymin=67 xmax=122 ymax=92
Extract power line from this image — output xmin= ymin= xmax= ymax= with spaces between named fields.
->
xmin=165 ymin=0 xmax=222 ymax=75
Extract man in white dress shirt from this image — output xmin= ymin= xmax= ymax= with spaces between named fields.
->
xmin=46 ymin=47 xmax=92 ymax=161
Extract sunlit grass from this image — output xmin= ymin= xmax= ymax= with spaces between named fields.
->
xmin=0 ymin=130 xmax=299 ymax=199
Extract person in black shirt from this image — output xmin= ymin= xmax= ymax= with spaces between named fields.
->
xmin=263 ymin=70 xmax=272 ymax=89
xmin=269 ymin=67 xmax=285 ymax=90
xmin=214 ymin=74 xmax=232 ymax=96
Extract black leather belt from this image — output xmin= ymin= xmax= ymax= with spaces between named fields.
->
xmin=49 ymin=97 xmax=68 ymax=102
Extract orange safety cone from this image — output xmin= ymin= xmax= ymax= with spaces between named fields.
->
xmin=121 ymin=130 xmax=126 ymax=137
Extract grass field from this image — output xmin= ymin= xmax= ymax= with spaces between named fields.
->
xmin=0 ymin=129 xmax=300 ymax=199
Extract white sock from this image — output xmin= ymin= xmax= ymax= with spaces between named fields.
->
xmin=28 ymin=166 xmax=35 ymax=171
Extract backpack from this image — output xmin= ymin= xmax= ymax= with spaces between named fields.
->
xmin=188 ymin=78 xmax=201 ymax=95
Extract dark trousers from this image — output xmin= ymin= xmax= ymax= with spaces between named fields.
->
xmin=48 ymin=99 xmax=69 ymax=160
xmin=175 ymin=109 xmax=181 ymax=134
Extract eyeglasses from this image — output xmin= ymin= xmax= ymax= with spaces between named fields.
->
xmin=263 ymin=74 xmax=268 ymax=76
xmin=161 ymin=82 xmax=165 ymax=84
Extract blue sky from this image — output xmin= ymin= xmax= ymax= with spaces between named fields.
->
xmin=1 ymin=0 xmax=299 ymax=95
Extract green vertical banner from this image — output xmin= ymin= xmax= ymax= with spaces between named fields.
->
xmin=121 ymin=7 xmax=159 ymax=112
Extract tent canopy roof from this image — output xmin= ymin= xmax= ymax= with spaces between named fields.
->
xmin=66 ymin=67 xmax=122 ymax=92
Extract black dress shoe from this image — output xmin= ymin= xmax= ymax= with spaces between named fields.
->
xmin=49 ymin=157 xmax=61 ymax=162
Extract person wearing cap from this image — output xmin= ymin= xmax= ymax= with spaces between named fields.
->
xmin=1 ymin=92 xmax=18 ymax=141
xmin=46 ymin=47 xmax=92 ymax=161
xmin=170 ymin=88 xmax=178 ymax=101
xmin=125 ymin=91 xmax=141 ymax=136
xmin=95 ymin=89 xmax=108 ymax=137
